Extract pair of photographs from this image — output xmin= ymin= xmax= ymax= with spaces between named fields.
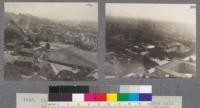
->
xmin=4 ymin=2 xmax=196 ymax=81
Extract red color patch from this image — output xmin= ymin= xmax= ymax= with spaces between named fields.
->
xmin=95 ymin=93 xmax=107 ymax=101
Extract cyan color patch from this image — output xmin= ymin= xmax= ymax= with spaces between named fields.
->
xmin=129 ymin=93 xmax=139 ymax=101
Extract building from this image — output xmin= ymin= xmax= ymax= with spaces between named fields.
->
xmin=6 ymin=42 xmax=16 ymax=50
xmin=46 ymin=47 xmax=97 ymax=69
xmin=18 ymin=48 xmax=34 ymax=57
xmin=155 ymin=59 xmax=196 ymax=78
xmin=14 ymin=56 xmax=33 ymax=67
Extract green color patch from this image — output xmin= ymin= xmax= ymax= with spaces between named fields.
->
xmin=117 ymin=93 xmax=129 ymax=101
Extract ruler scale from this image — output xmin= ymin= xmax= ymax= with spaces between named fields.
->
xmin=48 ymin=102 xmax=151 ymax=108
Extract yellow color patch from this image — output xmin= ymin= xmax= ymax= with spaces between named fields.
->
xmin=107 ymin=93 xmax=117 ymax=102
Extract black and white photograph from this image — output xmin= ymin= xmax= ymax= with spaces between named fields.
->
xmin=4 ymin=2 xmax=98 ymax=81
xmin=106 ymin=4 xmax=196 ymax=79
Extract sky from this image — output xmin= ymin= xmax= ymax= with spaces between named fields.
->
xmin=106 ymin=3 xmax=196 ymax=25
xmin=5 ymin=2 xmax=98 ymax=22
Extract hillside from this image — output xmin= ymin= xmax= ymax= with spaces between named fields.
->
xmin=5 ymin=12 xmax=98 ymax=51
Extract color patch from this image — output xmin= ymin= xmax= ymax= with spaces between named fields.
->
xmin=60 ymin=93 xmax=72 ymax=101
xmin=139 ymin=85 xmax=152 ymax=93
xmin=89 ymin=86 xmax=100 ymax=93
xmin=59 ymin=86 xmax=74 ymax=93
xmin=84 ymin=93 xmax=95 ymax=101
xmin=99 ymin=86 xmax=110 ymax=93
xmin=129 ymin=85 xmax=140 ymax=93
xmin=118 ymin=93 xmax=129 ymax=101
xmin=49 ymin=86 xmax=59 ymax=93
xmin=95 ymin=93 xmax=107 ymax=101
xmin=75 ymin=86 xmax=89 ymax=93
xmin=72 ymin=93 xmax=84 ymax=102
xmin=129 ymin=93 xmax=139 ymax=101
xmin=139 ymin=93 xmax=152 ymax=101
xmin=48 ymin=93 xmax=60 ymax=101
xmin=107 ymin=93 xmax=117 ymax=102
xmin=108 ymin=86 xmax=119 ymax=93
xmin=120 ymin=85 xmax=130 ymax=93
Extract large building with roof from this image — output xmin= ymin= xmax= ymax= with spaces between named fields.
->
xmin=154 ymin=59 xmax=196 ymax=78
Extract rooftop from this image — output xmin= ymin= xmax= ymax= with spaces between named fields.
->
xmin=155 ymin=59 xmax=196 ymax=78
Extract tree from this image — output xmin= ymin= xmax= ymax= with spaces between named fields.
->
xmin=45 ymin=43 xmax=50 ymax=50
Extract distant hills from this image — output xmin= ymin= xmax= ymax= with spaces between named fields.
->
xmin=5 ymin=12 xmax=98 ymax=51
xmin=5 ymin=12 xmax=98 ymax=31
xmin=106 ymin=16 xmax=195 ymax=41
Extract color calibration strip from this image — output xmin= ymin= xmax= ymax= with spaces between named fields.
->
xmin=48 ymin=85 xmax=152 ymax=102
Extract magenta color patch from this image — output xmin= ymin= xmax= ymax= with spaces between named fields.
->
xmin=84 ymin=93 xmax=95 ymax=101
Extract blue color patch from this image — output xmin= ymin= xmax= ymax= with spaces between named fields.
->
xmin=129 ymin=93 xmax=139 ymax=101
xmin=139 ymin=93 xmax=152 ymax=101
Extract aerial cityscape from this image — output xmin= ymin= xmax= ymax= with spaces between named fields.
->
xmin=4 ymin=3 xmax=98 ymax=81
xmin=106 ymin=4 xmax=196 ymax=79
